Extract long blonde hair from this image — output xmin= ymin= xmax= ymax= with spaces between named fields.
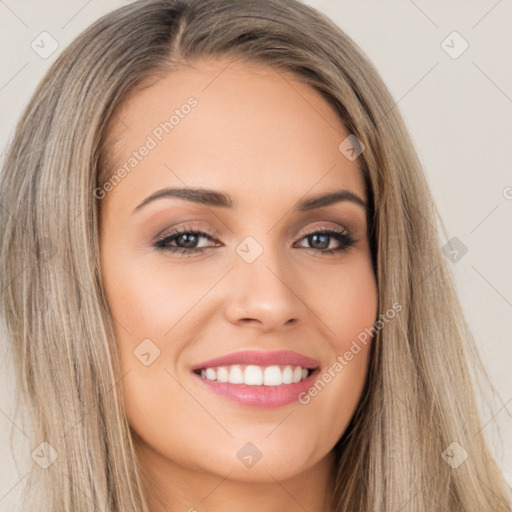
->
xmin=0 ymin=0 xmax=510 ymax=510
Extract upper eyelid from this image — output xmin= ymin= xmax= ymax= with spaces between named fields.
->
xmin=299 ymin=225 xmax=349 ymax=236
xmin=154 ymin=222 xmax=219 ymax=240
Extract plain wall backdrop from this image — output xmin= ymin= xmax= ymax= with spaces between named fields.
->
xmin=1 ymin=0 xmax=511 ymax=509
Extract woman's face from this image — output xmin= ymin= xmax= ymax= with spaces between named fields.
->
xmin=99 ymin=57 xmax=378 ymax=486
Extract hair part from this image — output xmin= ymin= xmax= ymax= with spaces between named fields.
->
xmin=0 ymin=0 xmax=510 ymax=510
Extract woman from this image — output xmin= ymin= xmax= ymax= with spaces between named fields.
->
xmin=0 ymin=0 xmax=510 ymax=510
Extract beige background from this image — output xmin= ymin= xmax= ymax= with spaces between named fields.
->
xmin=1 ymin=0 xmax=511 ymax=508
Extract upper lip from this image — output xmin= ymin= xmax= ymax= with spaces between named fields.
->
xmin=191 ymin=350 xmax=321 ymax=371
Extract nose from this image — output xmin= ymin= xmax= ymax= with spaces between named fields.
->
xmin=222 ymin=246 xmax=309 ymax=333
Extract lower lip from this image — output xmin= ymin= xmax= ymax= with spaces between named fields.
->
xmin=192 ymin=369 xmax=319 ymax=408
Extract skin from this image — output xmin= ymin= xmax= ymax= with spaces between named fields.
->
xmin=99 ymin=57 xmax=378 ymax=512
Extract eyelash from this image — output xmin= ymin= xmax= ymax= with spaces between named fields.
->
xmin=151 ymin=224 xmax=356 ymax=257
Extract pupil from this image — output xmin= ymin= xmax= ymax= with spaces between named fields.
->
xmin=178 ymin=233 xmax=198 ymax=248
xmin=310 ymin=233 xmax=329 ymax=249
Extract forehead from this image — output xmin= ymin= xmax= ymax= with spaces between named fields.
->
xmin=102 ymin=57 xmax=366 ymax=213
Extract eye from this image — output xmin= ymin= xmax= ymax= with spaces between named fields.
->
xmin=151 ymin=225 xmax=356 ymax=256
xmin=293 ymin=227 xmax=356 ymax=255
xmin=152 ymin=224 xmax=220 ymax=255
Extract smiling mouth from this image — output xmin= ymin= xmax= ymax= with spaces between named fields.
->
xmin=193 ymin=364 xmax=316 ymax=386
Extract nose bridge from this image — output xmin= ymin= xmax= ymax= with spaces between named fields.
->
xmin=223 ymin=233 xmax=307 ymax=329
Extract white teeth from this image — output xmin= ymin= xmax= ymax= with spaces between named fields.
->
xmin=292 ymin=366 xmax=303 ymax=383
xmin=216 ymin=366 xmax=229 ymax=383
xmin=228 ymin=364 xmax=244 ymax=384
xmin=282 ymin=365 xmax=293 ymax=384
xmin=197 ymin=364 xmax=312 ymax=385
xmin=244 ymin=365 xmax=263 ymax=385
xmin=263 ymin=365 xmax=283 ymax=386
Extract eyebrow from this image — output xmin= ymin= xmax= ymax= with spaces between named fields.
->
xmin=132 ymin=187 xmax=367 ymax=214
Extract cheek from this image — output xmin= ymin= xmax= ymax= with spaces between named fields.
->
xmin=303 ymin=254 xmax=378 ymax=345
xmin=100 ymin=249 xmax=229 ymax=419
xmin=100 ymin=252 xmax=217 ymax=450
xmin=102 ymin=249 xmax=220 ymax=344
xmin=295 ymin=257 xmax=377 ymax=433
